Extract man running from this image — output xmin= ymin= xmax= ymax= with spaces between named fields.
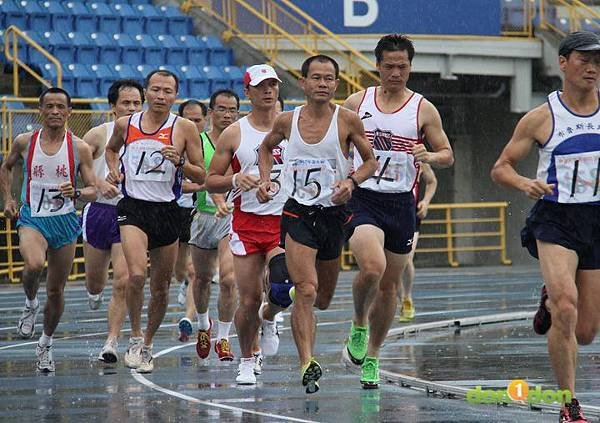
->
xmin=258 ymin=55 xmax=378 ymax=393
xmin=105 ymin=69 xmax=205 ymax=373
xmin=342 ymin=34 xmax=453 ymax=389
xmin=82 ymin=80 xmax=144 ymax=363
xmin=491 ymin=31 xmax=600 ymax=422
xmin=206 ymin=65 xmax=293 ymax=385
xmin=0 ymin=87 xmax=96 ymax=372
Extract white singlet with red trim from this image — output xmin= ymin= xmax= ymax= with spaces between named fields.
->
xmin=26 ymin=129 xmax=76 ymax=217
xmin=94 ymin=121 xmax=124 ymax=206
xmin=231 ymin=116 xmax=287 ymax=215
xmin=354 ymin=86 xmax=424 ymax=193
xmin=283 ymin=105 xmax=351 ymax=207
xmin=121 ymin=111 xmax=181 ymax=202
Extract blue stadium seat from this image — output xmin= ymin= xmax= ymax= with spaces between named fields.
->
xmin=136 ymin=34 xmax=164 ymax=64
xmin=114 ymin=33 xmax=143 ymax=66
xmin=0 ymin=0 xmax=27 ymax=30
xmin=88 ymin=2 xmax=121 ymax=34
xmin=92 ymin=32 xmax=122 ymax=64
xmin=135 ymin=64 xmax=153 ymax=81
xmin=161 ymin=5 xmax=192 ymax=36
xmin=65 ymin=32 xmax=97 ymax=65
xmin=91 ymin=64 xmax=116 ymax=97
xmin=23 ymin=1 xmax=51 ymax=31
xmin=40 ymin=1 xmax=75 ymax=32
xmin=24 ymin=31 xmax=53 ymax=65
xmin=178 ymin=35 xmax=208 ymax=66
xmin=154 ymin=35 xmax=187 ymax=65
xmin=113 ymin=64 xmax=142 ymax=82
xmin=71 ymin=64 xmax=97 ymax=97
xmin=202 ymin=35 xmax=230 ymax=66
xmin=63 ymin=1 xmax=97 ymax=32
xmin=129 ymin=0 xmax=151 ymax=4
xmin=201 ymin=65 xmax=229 ymax=93
xmin=41 ymin=62 xmax=75 ymax=95
xmin=221 ymin=65 xmax=244 ymax=96
xmin=136 ymin=4 xmax=168 ymax=35
xmin=186 ymin=66 xmax=210 ymax=99
xmin=110 ymin=3 xmax=144 ymax=34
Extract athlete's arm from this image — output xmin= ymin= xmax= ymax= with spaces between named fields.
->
xmin=417 ymin=163 xmax=437 ymax=220
xmin=0 ymin=133 xmax=29 ymax=219
xmin=342 ymin=90 xmax=365 ymax=112
xmin=413 ymin=100 xmax=454 ymax=168
xmin=164 ymin=119 xmax=205 ymax=184
xmin=83 ymin=124 xmax=120 ymax=199
xmin=257 ymin=112 xmax=291 ymax=203
xmin=491 ymin=105 xmax=554 ymax=199
xmin=105 ymin=116 xmax=128 ymax=185
xmin=61 ymin=139 xmax=96 ymax=202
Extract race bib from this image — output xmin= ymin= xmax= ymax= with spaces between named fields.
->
xmin=370 ymin=151 xmax=409 ymax=186
xmin=556 ymin=151 xmax=600 ymax=203
xmin=29 ymin=181 xmax=75 ymax=217
xmin=287 ymin=158 xmax=336 ymax=203
xmin=127 ymin=142 xmax=171 ymax=182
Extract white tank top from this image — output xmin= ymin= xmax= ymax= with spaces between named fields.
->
xmin=354 ymin=86 xmax=424 ymax=193
xmin=537 ymin=90 xmax=600 ymax=204
xmin=177 ymin=183 xmax=194 ymax=208
xmin=283 ymin=105 xmax=351 ymax=207
xmin=121 ymin=111 xmax=182 ymax=202
xmin=94 ymin=121 xmax=124 ymax=206
xmin=25 ymin=129 xmax=77 ymax=217
xmin=231 ymin=116 xmax=287 ymax=215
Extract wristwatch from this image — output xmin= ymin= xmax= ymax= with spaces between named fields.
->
xmin=176 ymin=155 xmax=186 ymax=168
xmin=74 ymin=189 xmax=82 ymax=199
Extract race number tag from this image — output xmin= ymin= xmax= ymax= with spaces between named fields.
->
xmin=556 ymin=151 xmax=600 ymax=203
xmin=288 ymin=158 xmax=335 ymax=202
xmin=128 ymin=141 xmax=171 ymax=182
xmin=370 ymin=150 xmax=409 ymax=186
xmin=29 ymin=181 xmax=74 ymax=217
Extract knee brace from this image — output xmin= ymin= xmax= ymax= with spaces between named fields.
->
xmin=267 ymin=253 xmax=294 ymax=309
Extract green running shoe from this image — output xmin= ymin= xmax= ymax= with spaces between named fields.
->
xmin=301 ymin=357 xmax=322 ymax=394
xmin=346 ymin=321 xmax=368 ymax=365
xmin=360 ymin=356 xmax=380 ymax=389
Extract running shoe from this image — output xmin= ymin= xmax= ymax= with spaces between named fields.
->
xmin=398 ymin=297 xmax=415 ymax=322
xmin=124 ymin=336 xmax=144 ymax=369
xmin=17 ymin=303 xmax=40 ymax=339
xmin=177 ymin=280 xmax=188 ymax=305
xmin=301 ymin=357 xmax=322 ymax=394
xmin=534 ymin=285 xmax=552 ymax=335
xmin=360 ymin=356 xmax=380 ymax=389
xmin=195 ymin=320 xmax=212 ymax=359
xmin=88 ymin=292 xmax=104 ymax=311
xmin=98 ymin=337 xmax=118 ymax=363
xmin=345 ymin=321 xmax=368 ymax=365
xmin=36 ymin=343 xmax=55 ymax=373
xmin=253 ymin=351 xmax=263 ymax=375
xmin=137 ymin=344 xmax=154 ymax=373
xmin=236 ymin=358 xmax=256 ymax=385
xmin=560 ymin=398 xmax=588 ymax=422
xmin=178 ymin=317 xmax=193 ymax=342
xmin=215 ymin=339 xmax=235 ymax=361
xmin=260 ymin=320 xmax=280 ymax=356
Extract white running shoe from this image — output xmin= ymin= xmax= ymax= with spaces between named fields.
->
xmin=137 ymin=344 xmax=154 ymax=373
xmin=36 ymin=344 xmax=55 ymax=373
xmin=98 ymin=337 xmax=118 ymax=363
xmin=18 ymin=303 xmax=40 ymax=339
xmin=253 ymin=351 xmax=263 ymax=375
xmin=177 ymin=280 xmax=188 ymax=305
xmin=88 ymin=292 xmax=104 ymax=310
xmin=124 ymin=337 xmax=144 ymax=369
xmin=236 ymin=358 xmax=256 ymax=385
xmin=260 ymin=320 xmax=280 ymax=356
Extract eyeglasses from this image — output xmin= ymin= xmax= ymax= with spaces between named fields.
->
xmin=212 ymin=107 xmax=239 ymax=115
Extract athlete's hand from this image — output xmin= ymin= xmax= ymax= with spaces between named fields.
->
xmin=412 ymin=144 xmax=431 ymax=163
xmin=213 ymin=195 xmax=233 ymax=218
xmin=256 ymin=181 xmax=273 ymax=203
xmin=3 ymin=199 xmax=18 ymax=220
xmin=106 ymin=169 xmax=124 ymax=186
xmin=416 ymin=200 xmax=429 ymax=220
xmin=521 ymin=178 xmax=555 ymax=199
xmin=59 ymin=182 xmax=75 ymax=198
xmin=235 ymin=173 xmax=260 ymax=192
xmin=98 ymin=179 xmax=120 ymax=199
xmin=161 ymin=146 xmax=181 ymax=165
xmin=331 ymin=178 xmax=354 ymax=205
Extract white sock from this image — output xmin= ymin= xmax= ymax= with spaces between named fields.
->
xmin=217 ymin=320 xmax=232 ymax=340
xmin=197 ymin=311 xmax=210 ymax=331
xmin=25 ymin=297 xmax=38 ymax=309
xmin=39 ymin=332 xmax=52 ymax=347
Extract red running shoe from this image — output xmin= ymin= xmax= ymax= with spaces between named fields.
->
xmin=560 ymin=398 xmax=588 ymax=422
xmin=215 ymin=338 xmax=235 ymax=361
xmin=533 ymin=285 xmax=552 ymax=335
xmin=195 ymin=319 xmax=212 ymax=359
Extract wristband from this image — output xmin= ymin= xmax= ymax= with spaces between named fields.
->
xmin=348 ymin=175 xmax=359 ymax=189
xmin=231 ymin=173 xmax=239 ymax=189
xmin=74 ymin=189 xmax=82 ymax=199
xmin=175 ymin=155 xmax=186 ymax=168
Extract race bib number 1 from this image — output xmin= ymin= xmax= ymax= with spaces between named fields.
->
xmin=29 ymin=182 xmax=74 ymax=217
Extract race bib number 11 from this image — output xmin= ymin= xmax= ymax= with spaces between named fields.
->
xmin=556 ymin=151 xmax=600 ymax=203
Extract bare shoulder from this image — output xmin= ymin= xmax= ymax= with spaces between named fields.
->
xmin=13 ymin=132 xmax=33 ymax=148
xmin=74 ymin=136 xmax=92 ymax=155
xmin=339 ymin=106 xmax=361 ymax=125
xmin=218 ymin=121 xmax=241 ymax=150
xmin=343 ymin=90 xmax=366 ymax=111
xmin=114 ymin=115 xmax=130 ymax=131
xmin=274 ymin=110 xmax=293 ymax=130
xmin=520 ymin=102 xmax=552 ymax=128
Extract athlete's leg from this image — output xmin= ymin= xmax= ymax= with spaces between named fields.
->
xmin=574 ymin=269 xmax=600 ymax=346
xmin=43 ymin=241 xmax=77 ymax=336
xmin=190 ymin=245 xmax=218 ymax=320
xmin=399 ymin=231 xmax=419 ymax=301
xmin=83 ymin=242 xmax=110 ymax=307
xmin=120 ymin=225 xmax=149 ymax=339
xmin=18 ymin=227 xmax=47 ymax=302
xmin=106 ymin=243 xmax=129 ymax=339
xmin=217 ymin=236 xmax=237 ymax=326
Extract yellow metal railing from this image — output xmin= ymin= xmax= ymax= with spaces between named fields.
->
xmin=501 ymin=0 xmax=536 ymax=37
xmin=3 ymin=25 xmax=62 ymax=97
xmin=181 ymin=0 xmax=380 ymax=96
xmin=538 ymin=0 xmax=600 ymax=37
xmin=341 ymin=202 xmax=512 ymax=269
